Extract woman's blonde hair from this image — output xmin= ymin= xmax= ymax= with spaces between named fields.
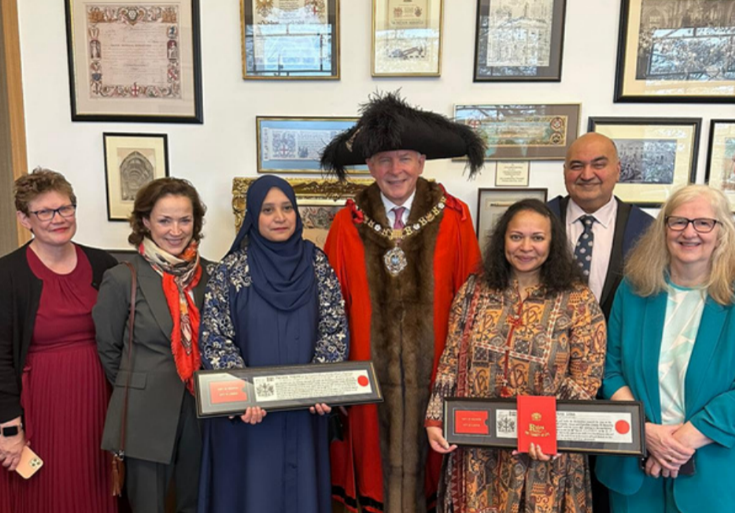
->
xmin=625 ymin=184 xmax=735 ymax=305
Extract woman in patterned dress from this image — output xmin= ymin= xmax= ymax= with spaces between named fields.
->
xmin=597 ymin=185 xmax=735 ymax=513
xmin=197 ymin=175 xmax=348 ymax=513
xmin=426 ymin=199 xmax=607 ymax=513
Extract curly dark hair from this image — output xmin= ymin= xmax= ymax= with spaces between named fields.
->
xmin=14 ymin=167 xmax=76 ymax=214
xmin=128 ymin=177 xmax=207 ymax=246
xmin=482 ymin=199 xmax=582 ymax=294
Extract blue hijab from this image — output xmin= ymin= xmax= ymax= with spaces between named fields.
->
xmin=229 ymin=175 xmax=316 ymax=311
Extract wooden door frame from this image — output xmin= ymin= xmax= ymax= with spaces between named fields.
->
xmin=1 ymin=0 xmax=29 ymax=246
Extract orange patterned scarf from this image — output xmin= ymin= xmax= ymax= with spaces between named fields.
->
xmin=140 ymin=238 xmax=202 ymax=394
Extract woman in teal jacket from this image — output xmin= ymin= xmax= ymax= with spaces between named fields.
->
xmin=597 ymin=185 xmax=735 ymax=513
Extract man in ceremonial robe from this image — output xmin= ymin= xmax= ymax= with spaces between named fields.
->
xmin=320 ymin=92 xmax=485 ymax=513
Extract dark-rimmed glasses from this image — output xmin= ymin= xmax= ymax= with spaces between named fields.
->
xmin=665 ymin=216 xmax=719 ymax=233
xmin=29 ymin=204 xmax=77 ymax=222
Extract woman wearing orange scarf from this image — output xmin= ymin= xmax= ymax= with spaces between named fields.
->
xmin=93 ymin=178 xmax=210 ymax=512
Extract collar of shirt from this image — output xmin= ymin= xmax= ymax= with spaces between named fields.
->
xmin=567 ymin=195 xmax=617 ymax=229
xmin=381 ymin=190 xmax=416 ymax=225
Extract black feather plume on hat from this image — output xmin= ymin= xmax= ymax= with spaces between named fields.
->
xmin=320 ymin=91 xmax=486 ymax=180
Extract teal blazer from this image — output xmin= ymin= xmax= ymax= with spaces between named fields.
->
xmin=596 ymin=279 xmax=735 ymax=512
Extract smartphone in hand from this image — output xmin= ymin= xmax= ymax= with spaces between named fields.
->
xmin=15 ymin=446 xmax=43 ymax=479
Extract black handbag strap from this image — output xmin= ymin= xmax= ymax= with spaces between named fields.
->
xmin=118 ymin=261 xmax=137 ymax=458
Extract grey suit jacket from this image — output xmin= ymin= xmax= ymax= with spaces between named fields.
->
xmin=93 ymin=254 xmax=209 ymax=464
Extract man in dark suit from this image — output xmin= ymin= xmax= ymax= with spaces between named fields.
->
xmin=548 ymin=132 xmax=653 ymax=513
xmin=548 ymin=132 xmax=653 ymax=318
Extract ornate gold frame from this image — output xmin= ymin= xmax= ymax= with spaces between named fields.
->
xmin=232 ymin=177 xmax=373 ymax=231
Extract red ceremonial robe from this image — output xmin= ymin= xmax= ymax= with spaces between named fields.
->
xmin=324 ymin=179 xmax=481 ymax=513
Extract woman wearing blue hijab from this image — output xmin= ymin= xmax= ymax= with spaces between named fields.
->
xmin=198 ymin=175 xmax=348 ymax=512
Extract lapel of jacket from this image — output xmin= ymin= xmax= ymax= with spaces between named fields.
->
xmin=685 ymin=297 xmax=727 ymax=417
xmin=641 ymin=291 xmax=667 ymax=424
xmin=135 ymin=256 xmax=174 ymax=340
xmin=599 ymin=198 xmax=631 ymax=309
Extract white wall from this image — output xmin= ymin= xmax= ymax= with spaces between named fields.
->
xmin=16 ymin=0 xmax=735 ymax=260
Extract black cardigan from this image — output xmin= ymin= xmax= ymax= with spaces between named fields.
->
xmin=0 ymin=243 xmax=118 ymax=423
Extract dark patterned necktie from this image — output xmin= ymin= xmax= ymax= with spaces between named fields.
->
xmin=574 ymin=215 xmax=595 ymax=282
xmin=392 ymin=207 xmax=406 ymax=230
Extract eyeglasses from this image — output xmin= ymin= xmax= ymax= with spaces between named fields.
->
xmin=665 ymin=216 xmax=719 ymax=233
xmin=29 ymin=204 xmax=77 ymax=221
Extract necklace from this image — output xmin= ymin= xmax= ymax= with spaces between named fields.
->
xmin=355 ymin=196 xmax=446 ymax=276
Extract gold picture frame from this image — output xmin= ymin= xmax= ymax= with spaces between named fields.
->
xmin=372 ymin=0 xmax=443 ymax=77
xmin=232 ymin=177 xmax=373 ymax=248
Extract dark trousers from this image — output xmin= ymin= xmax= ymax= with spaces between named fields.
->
xmin=590 ymin=455 xmax=610 ymax=513
xmin=126 ymin=393 xmax=201 ymax=513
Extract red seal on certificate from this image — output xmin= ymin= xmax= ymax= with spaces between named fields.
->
xmin=357 ymin=375 xmax=369 ymax=387
xmin=615 ymin=420 xmax=631 ymax=435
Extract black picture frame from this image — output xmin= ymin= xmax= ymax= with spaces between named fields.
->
xmin=705 ymin=119 xmax=735 ymax=211
xmin=614 ymin=0 xmax=735 ymax=103
xmin=588 ymin=117 xmax=702 ymax=207
xmin=444 ymin=397 xmax=646 ymax=457
xmin=194 ymin=361 xmax=383 ymax=417
xmin=473 ymin=0 xmax=567 ymax=82
xmin=64 ymin=0 xmax=204 ymax=123
xmin=240 ymin=0 xmax=340 ymax=79
xmin=103 ymin=132 xmax=170 ymax=221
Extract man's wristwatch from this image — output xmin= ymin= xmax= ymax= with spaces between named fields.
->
xmin=0 ymin=424 xmax=22 ymax=437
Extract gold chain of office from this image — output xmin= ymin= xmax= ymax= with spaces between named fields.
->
xmin=355 ymin=196 xmax=447 ymax=276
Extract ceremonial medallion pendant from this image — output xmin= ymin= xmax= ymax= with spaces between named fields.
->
xmin=384 ymin=246 xmax=407 ymax=276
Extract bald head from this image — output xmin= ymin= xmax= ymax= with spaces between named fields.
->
xmin=563 ymin=133 xmax=621 ymax=213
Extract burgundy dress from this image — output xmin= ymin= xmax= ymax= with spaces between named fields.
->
xmin=0 ymin=245 xmax=117 ymax=513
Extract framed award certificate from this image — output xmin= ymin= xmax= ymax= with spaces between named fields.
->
xmin=194 ymin=361 xmax=383 ymax=417
xmin=64 ymin=0 xmax=203 ymax=123
xmin=241 ymin=0 xmax=340 ymax=79
xmin=372 ymin=0 xmax=443 ymax=76
xmin=444 ymin=398 xmax=646 ymax=456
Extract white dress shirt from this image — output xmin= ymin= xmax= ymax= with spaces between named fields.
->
xmin=381 ymin=191 xmax=416 ymax=228
xmin=566 ymin=196 xmax=618 ymax=301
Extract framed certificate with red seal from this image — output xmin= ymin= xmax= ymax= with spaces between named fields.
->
xmin=444 ymin=397 xmax=645 ymax=457
xmin=194 ymin=361 xmax=383 ymax=418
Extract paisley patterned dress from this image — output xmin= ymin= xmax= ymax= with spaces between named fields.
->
xmin=426 ymin=277 xmax=606 ymax=513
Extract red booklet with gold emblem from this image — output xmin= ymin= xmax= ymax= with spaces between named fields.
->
xmin=517 ymin=395 xmax=557 ymax=454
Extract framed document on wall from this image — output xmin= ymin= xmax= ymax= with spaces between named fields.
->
xmin=255 ymin=117 xmax=369 ymax=174
xmin=372 ymin=0 xmax=443 ymax=77
xmin=241 ymin=0 xmax=340 ymax=79
xmin=705 ymin=119 xmax=735 ymax=211
xmin=615 ymin=0 xmax=735 ymax=103
xmin=103 ymin=133 xmax=169 ymax=221
xmin=455 ymin=103 xmax=580 ymax=161
xmin=473 ymin=0 xmax=567 ymax=82
xmin=589 ymin=117 xmax=701 ymax=207
xmin=65 ymin=0 xmax=203 ymax=123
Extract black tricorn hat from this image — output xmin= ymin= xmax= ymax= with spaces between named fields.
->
xmin=320 ymin=91 xmax=486 ymax=180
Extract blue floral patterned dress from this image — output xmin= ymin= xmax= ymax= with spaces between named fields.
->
xmin=197 ymin=246 xmax=348 ymax=513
